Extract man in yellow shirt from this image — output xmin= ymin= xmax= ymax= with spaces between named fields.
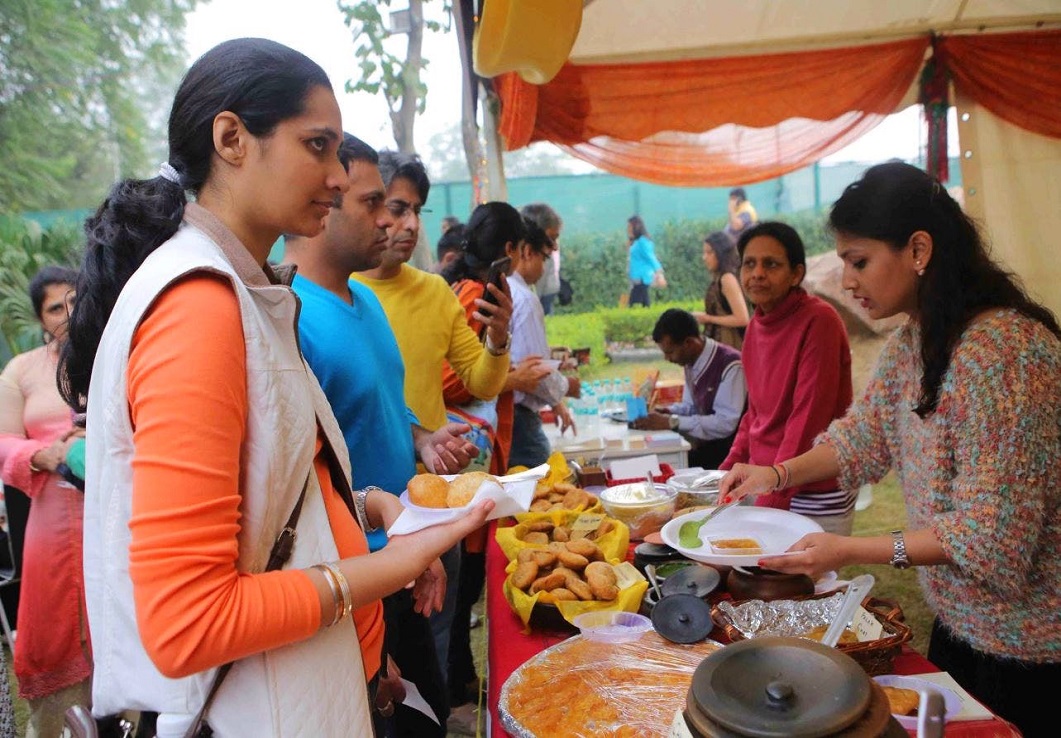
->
xmin=351 ymin=153 xmax=512 ymax=432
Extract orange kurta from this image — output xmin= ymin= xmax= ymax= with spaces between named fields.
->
xmin=126 ymin=275 xmax=383 ymax=680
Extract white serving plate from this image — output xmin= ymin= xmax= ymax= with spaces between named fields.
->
xmin=659 ymin=506 xmax=823 ymax=566
xmin=872 ymin=674 xmax=962 ymax=729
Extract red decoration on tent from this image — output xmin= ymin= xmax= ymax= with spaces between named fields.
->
xmin=919 ymin=36 xmax=950 ymax=182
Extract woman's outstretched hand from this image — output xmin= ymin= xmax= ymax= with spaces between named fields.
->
xmin=718 ymin=463 xmax=777 ymax=503
xmin=757 ymin=532 xmax=852 ymax=580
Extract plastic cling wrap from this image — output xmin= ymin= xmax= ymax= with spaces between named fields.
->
xmin=499 ymin=631 xmax=721 ymax=737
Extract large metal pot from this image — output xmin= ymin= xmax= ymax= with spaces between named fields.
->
xmin=675 ymin=637 xmax=908 ymax=738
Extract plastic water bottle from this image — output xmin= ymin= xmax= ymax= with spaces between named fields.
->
xmin=602 ymin=379 xmax=616 ymax=414
xmin=583 ymin=388 xmax=601 ymax=439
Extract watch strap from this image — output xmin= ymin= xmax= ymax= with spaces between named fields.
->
xmin=890 ymin=529 xmax=910 ymax=569
xmin=485 ymin=331 xmax=511 ymax=356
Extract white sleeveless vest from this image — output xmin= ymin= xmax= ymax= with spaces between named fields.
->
xmin=84 ymin=204 xmax=373 ymax=737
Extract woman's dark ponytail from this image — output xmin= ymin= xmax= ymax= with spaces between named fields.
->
xmin=58 ymin=38 xmax=331 ymax=410
xmin=59 ymin=175 xmax=186 ymax=408
xmin=442 ymin=201 xmax=526 ymax=285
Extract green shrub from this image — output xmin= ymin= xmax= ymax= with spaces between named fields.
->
xmin=554 ymin=209 xmax=829 ymax=314
xmin=0 ymin=216 xmax=84 ymax=362
xmin=546 ymin=300 xmax=700 ymax=366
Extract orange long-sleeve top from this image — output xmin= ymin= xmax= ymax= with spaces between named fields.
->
xmin=126 ymin=274 xmax=383 ymax=681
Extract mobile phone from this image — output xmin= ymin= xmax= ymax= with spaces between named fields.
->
xmin=482 ymin=256 xmax=511 ymax=308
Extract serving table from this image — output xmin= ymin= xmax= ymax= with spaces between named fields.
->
xmin=542 ymin=417 xmax=691 ymax=470
xmin=484 ymin=521 xmax=1021 ymax=737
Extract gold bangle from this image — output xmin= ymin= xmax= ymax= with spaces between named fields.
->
xmin=312 ymin=564 xmax=342 ymax=626
xmin=322 ymin=562 xmax=352 ymax=623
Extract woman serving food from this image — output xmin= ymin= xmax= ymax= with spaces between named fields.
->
xmin=718 ymin=162 xmax=1060 ymax=735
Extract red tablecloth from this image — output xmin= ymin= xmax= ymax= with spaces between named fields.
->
xmin=484 ymin=522 xmax=1020 ymax=737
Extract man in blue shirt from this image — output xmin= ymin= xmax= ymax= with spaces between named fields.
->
xmin=284 ymin=133 xmax=475 ymax=738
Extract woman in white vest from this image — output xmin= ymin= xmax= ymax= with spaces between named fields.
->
xmin=57 ymin=38 xmax=493 ymax=737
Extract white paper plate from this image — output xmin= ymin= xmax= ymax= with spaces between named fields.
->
xmin=389 ymin=465 xmax=550 ymax=535
xmin=659 ymin=507 xmax=823 ymax=566
xmin=872 ymin=675 xmax=962 ymax=729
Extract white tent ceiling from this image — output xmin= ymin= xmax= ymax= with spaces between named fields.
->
xmin=574 ymin=0 xmax=1061 ymax=63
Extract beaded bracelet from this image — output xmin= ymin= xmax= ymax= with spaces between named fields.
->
xmin=322 ymin=562 xmax=353 ymax=623
xmin=312 ymin=564 xmax=343 ymax=626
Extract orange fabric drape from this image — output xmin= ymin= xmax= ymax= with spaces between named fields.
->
xmin=497 ymin=38 xmax=928 ymax=185
xmin=939 ymin=30 xmax=1061 ymax=141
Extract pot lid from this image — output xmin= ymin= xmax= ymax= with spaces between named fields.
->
xmin=661 ymin=564 xmax=721 ymax=598
xmin=651 ymin=593 xmax=714 ymax=643
xmin=690 ymin=637 xmax=871 ymax=738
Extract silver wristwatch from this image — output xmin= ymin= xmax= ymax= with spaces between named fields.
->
xmin=356 ymin=486 xmax=381 ymax=533
xmin=890 ymin=529 xmax=910 ymax=569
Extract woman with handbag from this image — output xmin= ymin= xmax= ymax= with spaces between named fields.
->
xmin=58 ymin=38 xmax=490 ymax=738
xmin=719 ymin=162 xmax=1061 ymax=735
xmin=0 ymin=266 xmax=87 ymax=737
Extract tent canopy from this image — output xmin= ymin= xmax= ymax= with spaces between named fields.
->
xmin=483 ymin=0 xmax=1061 ymax=315
xmin=572 ymin=0 xmax=1060 ymax=62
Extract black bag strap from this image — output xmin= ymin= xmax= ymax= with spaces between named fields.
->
xmin=183 ymin=470 xmax=312 ymax=738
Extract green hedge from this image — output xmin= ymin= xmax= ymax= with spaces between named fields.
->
xmin=555 ymin=209 xmax=831 ymax=314
xmin=545 ymin=299 xmax=701 ymax=366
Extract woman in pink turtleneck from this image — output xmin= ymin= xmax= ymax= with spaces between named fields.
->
xmin=719 ymin=222 xmax=855 ymax=535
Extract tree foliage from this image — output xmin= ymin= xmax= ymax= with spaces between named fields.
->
xmin=0 ymin=0 xmax=197 ymax=212
xmin=337 ymin=0 xmax=451 ymax=153
xmin=0 ymin=216 xmax=84 ymax=362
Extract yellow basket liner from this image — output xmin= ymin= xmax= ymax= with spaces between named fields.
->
xmin=502 ymin=559 xmax=648 ymax=632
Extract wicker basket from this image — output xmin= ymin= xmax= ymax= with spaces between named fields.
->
xmin=711 ymin=594 xmax=912 ymax=676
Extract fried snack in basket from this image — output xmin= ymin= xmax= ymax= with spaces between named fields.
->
xmin=497 ymin=509 xmax=629 ymax=562
xmin=502 ymin=540 xmax=647 ymax=629
xmin=407 ymin=473 xmax=449 ymax=508
xmin=529 ymin=480 xmax=600 ymax=513
xmin=500 ymin=631 xmax=720 ymax=738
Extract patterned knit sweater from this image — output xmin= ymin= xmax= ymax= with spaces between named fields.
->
xmin=822 ymin=309 xmax=1061 ymax=662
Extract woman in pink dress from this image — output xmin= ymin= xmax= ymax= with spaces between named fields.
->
xmin=0 ymin=266 xmax=89 ymax=737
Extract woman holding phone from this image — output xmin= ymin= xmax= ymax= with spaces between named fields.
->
xmin=441 ymin=201 xmax=550 ymax=474
xmin=57 ymin=38 xmax=491 ymax=736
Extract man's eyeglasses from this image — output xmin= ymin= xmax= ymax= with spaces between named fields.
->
xmin=385 ymin=199 xmax=431 ymax=219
